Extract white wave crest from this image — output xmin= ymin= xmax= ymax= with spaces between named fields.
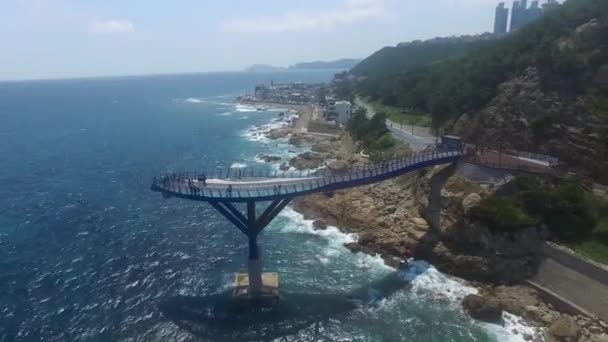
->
xmin=230 ymin=162 xmax=247 ymax=169
xmin=236 ymin=104 xmax=258 ymax=112
xmin=273 ymin=207 xmax=542 ymax=342
xmin=482 ymin=313 xmax=545 ymax=342
xmin=185 ymin=98 xmax=202 ymax=104
xmin=240 ymin=114 xmax=298 ymax=144
xmin=276 ymin=207 xmax=356 ymax=245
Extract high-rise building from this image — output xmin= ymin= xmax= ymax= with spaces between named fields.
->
xmin=526 ymin=1 xmax=542 ymax=23
xmin=497 ymin=0 xmax=561 ymax=34
xmin=542 ymin=0 xmax=559 ymax=12
xmin=494 ymin=2 xmax=509 ymax=34
xmin=510 ymin=0 xmax=525 ymax=32
xmin=520 ymin=0 xmax=528 ymax=10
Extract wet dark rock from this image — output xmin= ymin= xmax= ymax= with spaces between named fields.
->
xmin=289 ymin=152 xmax=325 ymax=170
xmin=257 ymin=154 xmax=282 ymax=163
xmin=312 ymin=220 xmax=327 ymax=230
xmin=549 ymin=315 xmax=581 ymax=340
xmin=462 ymin=294 xmax=503 ymax=324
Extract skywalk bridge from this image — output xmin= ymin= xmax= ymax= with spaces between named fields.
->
xmin=150 ymin=137 xmax=556 ymax=300
xmin=151 ymin=149 xmax=463 ymax=202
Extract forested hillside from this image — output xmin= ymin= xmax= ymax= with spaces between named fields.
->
xmin=351 ymin=34 xmax=499 ymax=78
xmin=356 ymin=0 xmax=608 ymax=129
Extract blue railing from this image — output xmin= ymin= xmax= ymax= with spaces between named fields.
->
xmin=151 ymin=149 xmax=463 ymax=201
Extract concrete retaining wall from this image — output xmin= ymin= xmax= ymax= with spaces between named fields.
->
xmin=541 ymin=243 xmax=608 ymax=285
xmin=531 ymin=243 xmax=608 ymax=321
xmin=455 ymin=162 xmax=513 ymax=184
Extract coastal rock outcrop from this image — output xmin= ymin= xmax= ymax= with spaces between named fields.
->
xmin=289 ymin=152 xmax=326 ymax=170
xmin=267 ymin=127 xmax=291 ymax=140
xmin=296 ymin=161 xmax=547 ymax=284
xmin=257 ymin=154 xmax=282 ymax=163
xmin=327 ymin=160 xmax=350 ymax=174
xmin=311 ymin=140 xmax=335 ymax=154
xmin=462 ymin=294 xmax=503 ymax=323
xmin=549 ymin=315 xmax=581 ymax=340
xmin=312 ymin=220 xmax=327 ymax=230
xmin=289 ymin=133 xmax=322 ymax=148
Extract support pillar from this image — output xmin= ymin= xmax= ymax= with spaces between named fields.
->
xmin=209 ymin=198 xmax=291 ymax=300
xmin=248 ymin=234 xmax=263 ymax=294
xmin=246 ymin=200 xmax=264 ymax=296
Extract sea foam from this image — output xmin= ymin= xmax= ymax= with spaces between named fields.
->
xmin=273 ymin=207 xmax=544 ymax=342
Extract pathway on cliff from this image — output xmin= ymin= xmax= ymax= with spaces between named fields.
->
xmin=355 ymin=97 xmax=436 ymax=151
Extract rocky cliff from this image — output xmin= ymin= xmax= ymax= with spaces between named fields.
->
xmin=294 ymin=165 xmax=548 ymax=283
xmin=454 ymin=19 xmax=608 ymax=183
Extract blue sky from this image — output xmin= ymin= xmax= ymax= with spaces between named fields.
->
xmin=1 ymin=0 xmax=540 ymax=80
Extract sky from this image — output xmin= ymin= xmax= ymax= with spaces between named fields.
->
xmin=0 ymin=0 xmax=545 ymax=80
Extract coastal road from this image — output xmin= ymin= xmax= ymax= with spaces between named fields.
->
xmin=355 ymin=98 xmax=436 ymax=151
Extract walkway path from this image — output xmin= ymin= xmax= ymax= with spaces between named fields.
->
xmin=152 ymin=145 xmax=558 ymax=203
xmin=355 ymin=98 xmax=436 ymax=151
xmin=152 ymin=149 xmax=462 ymax=202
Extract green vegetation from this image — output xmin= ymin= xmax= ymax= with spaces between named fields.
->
xmin=568 ymin=240 xmax=608 ymax=265
xmin=351 ymin=36 xmax=497 ymax=78
xmin=470 ymin=197 xmax=538 ymax=231
xmin=361 ymin=98 xmax=432 ymax=127
xmin=470 ymin=175 xmax=608 ymax=263
xmin=345 ymin=108 xmax=408 ymax=161
xmin=354 ymin=0 xmax=608 ymax=130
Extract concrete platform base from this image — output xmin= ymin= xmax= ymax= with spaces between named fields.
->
xmin=233 ymin=272 xmax=279 ymax=301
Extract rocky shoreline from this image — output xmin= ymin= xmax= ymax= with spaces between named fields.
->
xmin=256 ymin=111 xmax=608 ymax=342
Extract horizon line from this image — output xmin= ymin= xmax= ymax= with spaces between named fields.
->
xmin=0 ymin=68 xmax=353 ymax=84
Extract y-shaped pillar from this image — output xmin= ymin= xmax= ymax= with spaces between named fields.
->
xmin=209 ymin=198 xmax=292 ymax=296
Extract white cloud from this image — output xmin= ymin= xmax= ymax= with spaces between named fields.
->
xmin=223 ymin=0 xmax=385 ymax=33
xmin=89 ymin=20 xmax=135 ymax=34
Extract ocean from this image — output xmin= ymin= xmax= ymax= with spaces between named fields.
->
xmin=0 ymin=72 xmax=538 ymax=341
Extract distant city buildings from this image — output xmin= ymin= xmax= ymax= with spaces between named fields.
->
xmin=494 ymin=3 xmax=509 ymax=34
xmin=542 ymin=0 xmax=560 ymax=12
xmin=493 ymin=0 xmax=560 ymax=34
xmin=509 ymin=0 xmax=527 ymax=32
xmin=334 ymin=101 xmax=352 ymax=126
xmin=322 ymin=95 xmax=352 ymax=126
xmin=251 ymin=81 xmax=323 ymax=105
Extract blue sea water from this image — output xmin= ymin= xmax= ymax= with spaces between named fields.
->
xmin=0 ymin=72 xmax=535 ymax=341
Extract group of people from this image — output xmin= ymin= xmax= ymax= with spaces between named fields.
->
xmin=155 ymin=171 xmax=350 ymax=198
xmin=155 ymin=172 xmax=208 ymax=192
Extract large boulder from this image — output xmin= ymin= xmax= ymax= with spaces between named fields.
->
xmin=311 ymin=140 xmax=335 ymax=154
xmin=327 ymin=160 xmax=350 ymax=174
xmin=267 ymin=127 xmax=291 ymax=140
xmin=549 ymin=315 xmax=581 ymax=340
xmin=312 ymin=220 xmax=327 ymax=230
xmin=289 ymin=152 xmax=326 ymax=170
xmin=462 ymin=294 xmax=503 ymax=324
xmin=590 ymin=334 xmax=608 ymax=342
xmin=462 ymin=193 xmax=482 ymax=214
xmin=257 ymin=154 xmax=282 ymax=163
xmin=288 ymin=134 xmax=306 ymax=147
